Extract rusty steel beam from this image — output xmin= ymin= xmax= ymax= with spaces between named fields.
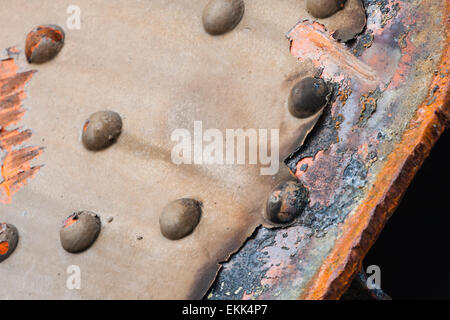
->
xmin=208 ymin=0 xmax=449 ymax=300
xmin=0 ymin=0 xmax=448 ymax=300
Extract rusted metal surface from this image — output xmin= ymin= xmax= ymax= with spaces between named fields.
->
xmin=0 ymin=0 xmax=448 ymax=300
xmin=208 ymin=0 xmax=449 ymax=300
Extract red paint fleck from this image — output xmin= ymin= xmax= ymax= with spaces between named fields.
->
xmin=64 ymin=215 xmax=78 ymax=228
xmin=0 ymin=241 xmax=8 ymax=255
xmin=83 ymin=121 xmax=89 ymax=132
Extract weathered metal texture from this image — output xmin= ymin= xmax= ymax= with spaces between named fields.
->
xmin=208 ymin=0 xmax=449 ymax=300
xmin=0 ymin=0 xmax=448 ymax=300
xmin=0 ymin=0 xmax=324 ymax=299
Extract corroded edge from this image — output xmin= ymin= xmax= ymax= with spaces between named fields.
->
xmin=301 ymin=2 xmax=450 ymax=300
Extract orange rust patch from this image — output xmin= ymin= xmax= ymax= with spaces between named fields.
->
xmin=338 ymin=87 xmax=352 ymax=104
xmin=0 ymin=58 xmax=42 ymax=204
xmin=301 ymin=4 xmax=450 ymax=300
xmin=0 ymin=241 xmax=8 ymax=255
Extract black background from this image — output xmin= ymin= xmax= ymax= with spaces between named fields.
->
xmin=364 ymin=129 xmax=449 ymax=299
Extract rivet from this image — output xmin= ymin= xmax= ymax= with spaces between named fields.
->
xmin=264 ymin=181 xmax=309 ymax=224
xmin=60 ymin=211 xmax=101 ymax=253
xmin=202 ymin=0 xmax=245 ymax=36
xmin=306 ymin=0 xmax=347 ymax=19
xmin=82 ymin=111 xmax=123 ymax=151
xmin=288 ymin=77 xmax=331 ymax=119
xmin=0 ymin=223 xmax=19 ymax=263
xmin=332 ymin=0 xmax=366 ymax=42
xmin=160 ymin=199 xmax=202 ymax=240
xmin=25 ymin=24 xmax=65 ymax=64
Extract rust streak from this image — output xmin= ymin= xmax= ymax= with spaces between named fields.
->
xmin=0 ymin=92 xmax=27 ymax=128
xmin=0 ymin=71 xmax=35 ymax=97
xmin=289 ymin=21 xmax=378 ymax=83
xmin=0 ymin=129 xmax=32 ymax=148
xmin=0 ymin=59 xmax=18 ymax=80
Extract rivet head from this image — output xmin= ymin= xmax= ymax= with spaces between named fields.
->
xmin=265 ymin=181 xmax=309 ymax=224
xmin=0 ymin=223 xmax=19 ymax=263
xmin=288 ymin=77 xmax=331 ymax=119
xmin=25 ymin=24 xmax=65 ymax=64
xmin=160 ymin=199 xmax=202 ymax=240
xmin=82 ymin=111 xmax=123 ymax=151
xmin=306 ymin=0 xmax=347 ymax=19
xmin=332 ymin=1 xmax=366 ymax=42
xmin=202 ymin=0 xmax=245 ymax=36
xmin=60 ymin=211 xmax=101 ymax=253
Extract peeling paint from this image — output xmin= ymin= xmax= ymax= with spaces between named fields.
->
xmin=0 ymin=58 xmax=42 ymax=203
